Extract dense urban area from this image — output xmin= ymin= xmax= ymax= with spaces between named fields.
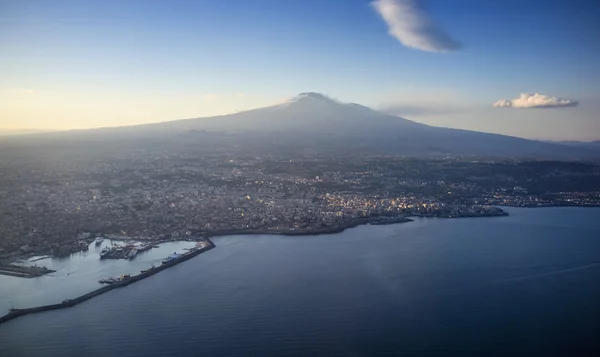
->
xmin=1 ymin=141 xmax=599 ymax=258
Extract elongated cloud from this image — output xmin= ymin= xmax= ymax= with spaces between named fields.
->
xmin=371 ymin=0 xmax=461 ymax=52
xmin=493 ymin=93 xmax=579 ymax=109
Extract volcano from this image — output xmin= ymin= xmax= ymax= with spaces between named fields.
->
xmin=9 ymin=92 xmax=599 ymax=159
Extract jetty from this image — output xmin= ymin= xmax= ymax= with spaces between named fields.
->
xmin=0 ymin=264 xmax=56 ymax=278
xmin=0 ymin=239 xmax=215 ymax=326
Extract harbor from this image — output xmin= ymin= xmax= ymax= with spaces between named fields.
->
xmin=0 ymin=239 xmax=214 ymax=325
xmin=0 ymin=239 xmax=205 ymax=318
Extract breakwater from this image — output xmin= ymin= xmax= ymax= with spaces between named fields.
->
xmin=0 ymin=239 xmax=215 ymax=326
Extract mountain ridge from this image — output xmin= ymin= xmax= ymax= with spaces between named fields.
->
xmin=3 ymin=93 xmax=598 ymax=159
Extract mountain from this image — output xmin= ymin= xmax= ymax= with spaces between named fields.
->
xmin=4 ymin=93 xmax=599 ymax=159
xmin=551 ymin=140 xmax=600 ymax=148
xmin=141 ymin=92 xmax=423 ymax=135
xmin=0 ymin=129 xmax=53 ymax=136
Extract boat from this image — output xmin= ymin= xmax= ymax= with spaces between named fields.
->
xmin=127 ymin=250 xmax=137 ymax=260
xmin=99 ymin=247 xmax=111 ymax=259
xmin=99 ymin=277 xmax=118 ymax=284
xmin=94 ymin=237 xmax=104 ymax=246
xmin=137 ymin=244 xmax=152 ymax=252
xmin=161 ymin=253 xmax=180 ymax=265
xmin=141 ymin=264 xmax=155 ymax=273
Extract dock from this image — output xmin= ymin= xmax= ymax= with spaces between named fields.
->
xmin=0 ymin=239 xmax=215 ymax=326
xmin=100 ymin=243 xmax=152 ymax=260
xmin=0 ymin=264 xmax=56 ymax=278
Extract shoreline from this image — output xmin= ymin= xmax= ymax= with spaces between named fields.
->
xmin=2 ymin=205 xmax=598 ymax=261
xmin=0 ymin=211 xmax=509 ymax=325
xmin=4 ymin=212 xmax=508 ymax=265
xmin=499 ymin=204 xmax=600 ymax=208
xmin=203 ymin=216 xmax=415 ymax=239
xmin=202 ymin=210 xmax=511 ymax=239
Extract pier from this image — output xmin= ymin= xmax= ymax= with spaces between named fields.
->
xmin=0 ymin=264 xmax=56 ymax=278
xmin=99 ymin=243 xmax=153 ymax=260
xmin=0 ymin=239 xmax=215 ymax=326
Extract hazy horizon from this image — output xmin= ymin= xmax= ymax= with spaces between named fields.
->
xmin=0 ymin=93 xmax=599 ymax=144
xmin=1 ymin=0 xmax=599 ymax=141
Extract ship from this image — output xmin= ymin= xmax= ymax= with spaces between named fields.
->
xmin=99 ymin=277 xmax=118 ymax=284
xmin=141 ymin=264 xmax=155 ymax=273
xmin=161 ymin=253 xmax=180 ymax=265
xmin=99 ymin=247 xmax=111 ymax=259
xmin=94 ymin=237 xmax=104 ymax=246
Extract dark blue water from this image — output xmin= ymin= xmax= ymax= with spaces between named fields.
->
xmin=1 ymin=207 xmax=600 ymax=357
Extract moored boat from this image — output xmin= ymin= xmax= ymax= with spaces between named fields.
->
xmin=99 ymin=277 xmax=118 ymax=284
xmin=161 ymin=253 xmax=180 ymax=265
xmin=99 ymin=247 xmax=111 ymax=259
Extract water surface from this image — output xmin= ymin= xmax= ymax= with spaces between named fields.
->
xmin=1 ymin=207 xmax=599 ymax=357
xmin=0 ymin=240 xmax=196 ymax=313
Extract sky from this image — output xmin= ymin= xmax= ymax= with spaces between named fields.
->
xmin=1 ymin=0 xmax=599 ymax=141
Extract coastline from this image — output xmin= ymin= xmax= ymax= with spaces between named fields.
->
xmin=203 ymin=216 xmax=414 ymax=238
xmin=4 ymin=212 xmax=509 ymax=264
xmin=499 ymin=204 xmax=600 ymax=208
xmin=0 ymin=211 xmax=509 ymax=325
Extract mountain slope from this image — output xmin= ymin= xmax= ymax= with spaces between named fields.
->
xmin=128 ymin=92 xmax=593 ymax=158
xmin=142 ymin=92 xmax=424 ymax=135
xmin=5 ymin=93 xmax=599 ymax=159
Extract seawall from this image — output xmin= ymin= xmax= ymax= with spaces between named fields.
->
xmin=0 ymin=239 xmax=215 ymax=326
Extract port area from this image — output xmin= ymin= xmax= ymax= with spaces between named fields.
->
xmin=0 ymin=264 xmax=56 ymax=278
xmin=0 ymin=239 xmax=214 ymax=326
xmin=99 ymin=243 xmax=153 ymax=260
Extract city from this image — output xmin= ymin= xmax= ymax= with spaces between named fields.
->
xmin=1 ymin=148 xmax=598 ymax=259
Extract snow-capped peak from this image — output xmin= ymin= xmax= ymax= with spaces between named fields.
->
xmin=285 ymin=92 xmax=341 ymax=105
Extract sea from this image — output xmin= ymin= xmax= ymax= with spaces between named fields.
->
xmin=1 ymin=207 xmax=599 ymax=357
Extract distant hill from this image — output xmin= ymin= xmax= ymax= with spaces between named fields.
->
xmin=0 ymin=129 xmax=52 ymax=136
xmin=3 ymin=93 xmax=599 ymax=159
xmin=552 ymin=140 xmax=600 ymax=148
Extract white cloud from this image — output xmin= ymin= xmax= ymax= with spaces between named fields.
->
xmin=371 ymin=0 xmax=461 ymax=52
xmin=493 ymin=93 xmax=579 ymax=109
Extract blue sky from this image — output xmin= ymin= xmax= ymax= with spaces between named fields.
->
xmin=1 ymin=0 xmax=599 ymax=140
